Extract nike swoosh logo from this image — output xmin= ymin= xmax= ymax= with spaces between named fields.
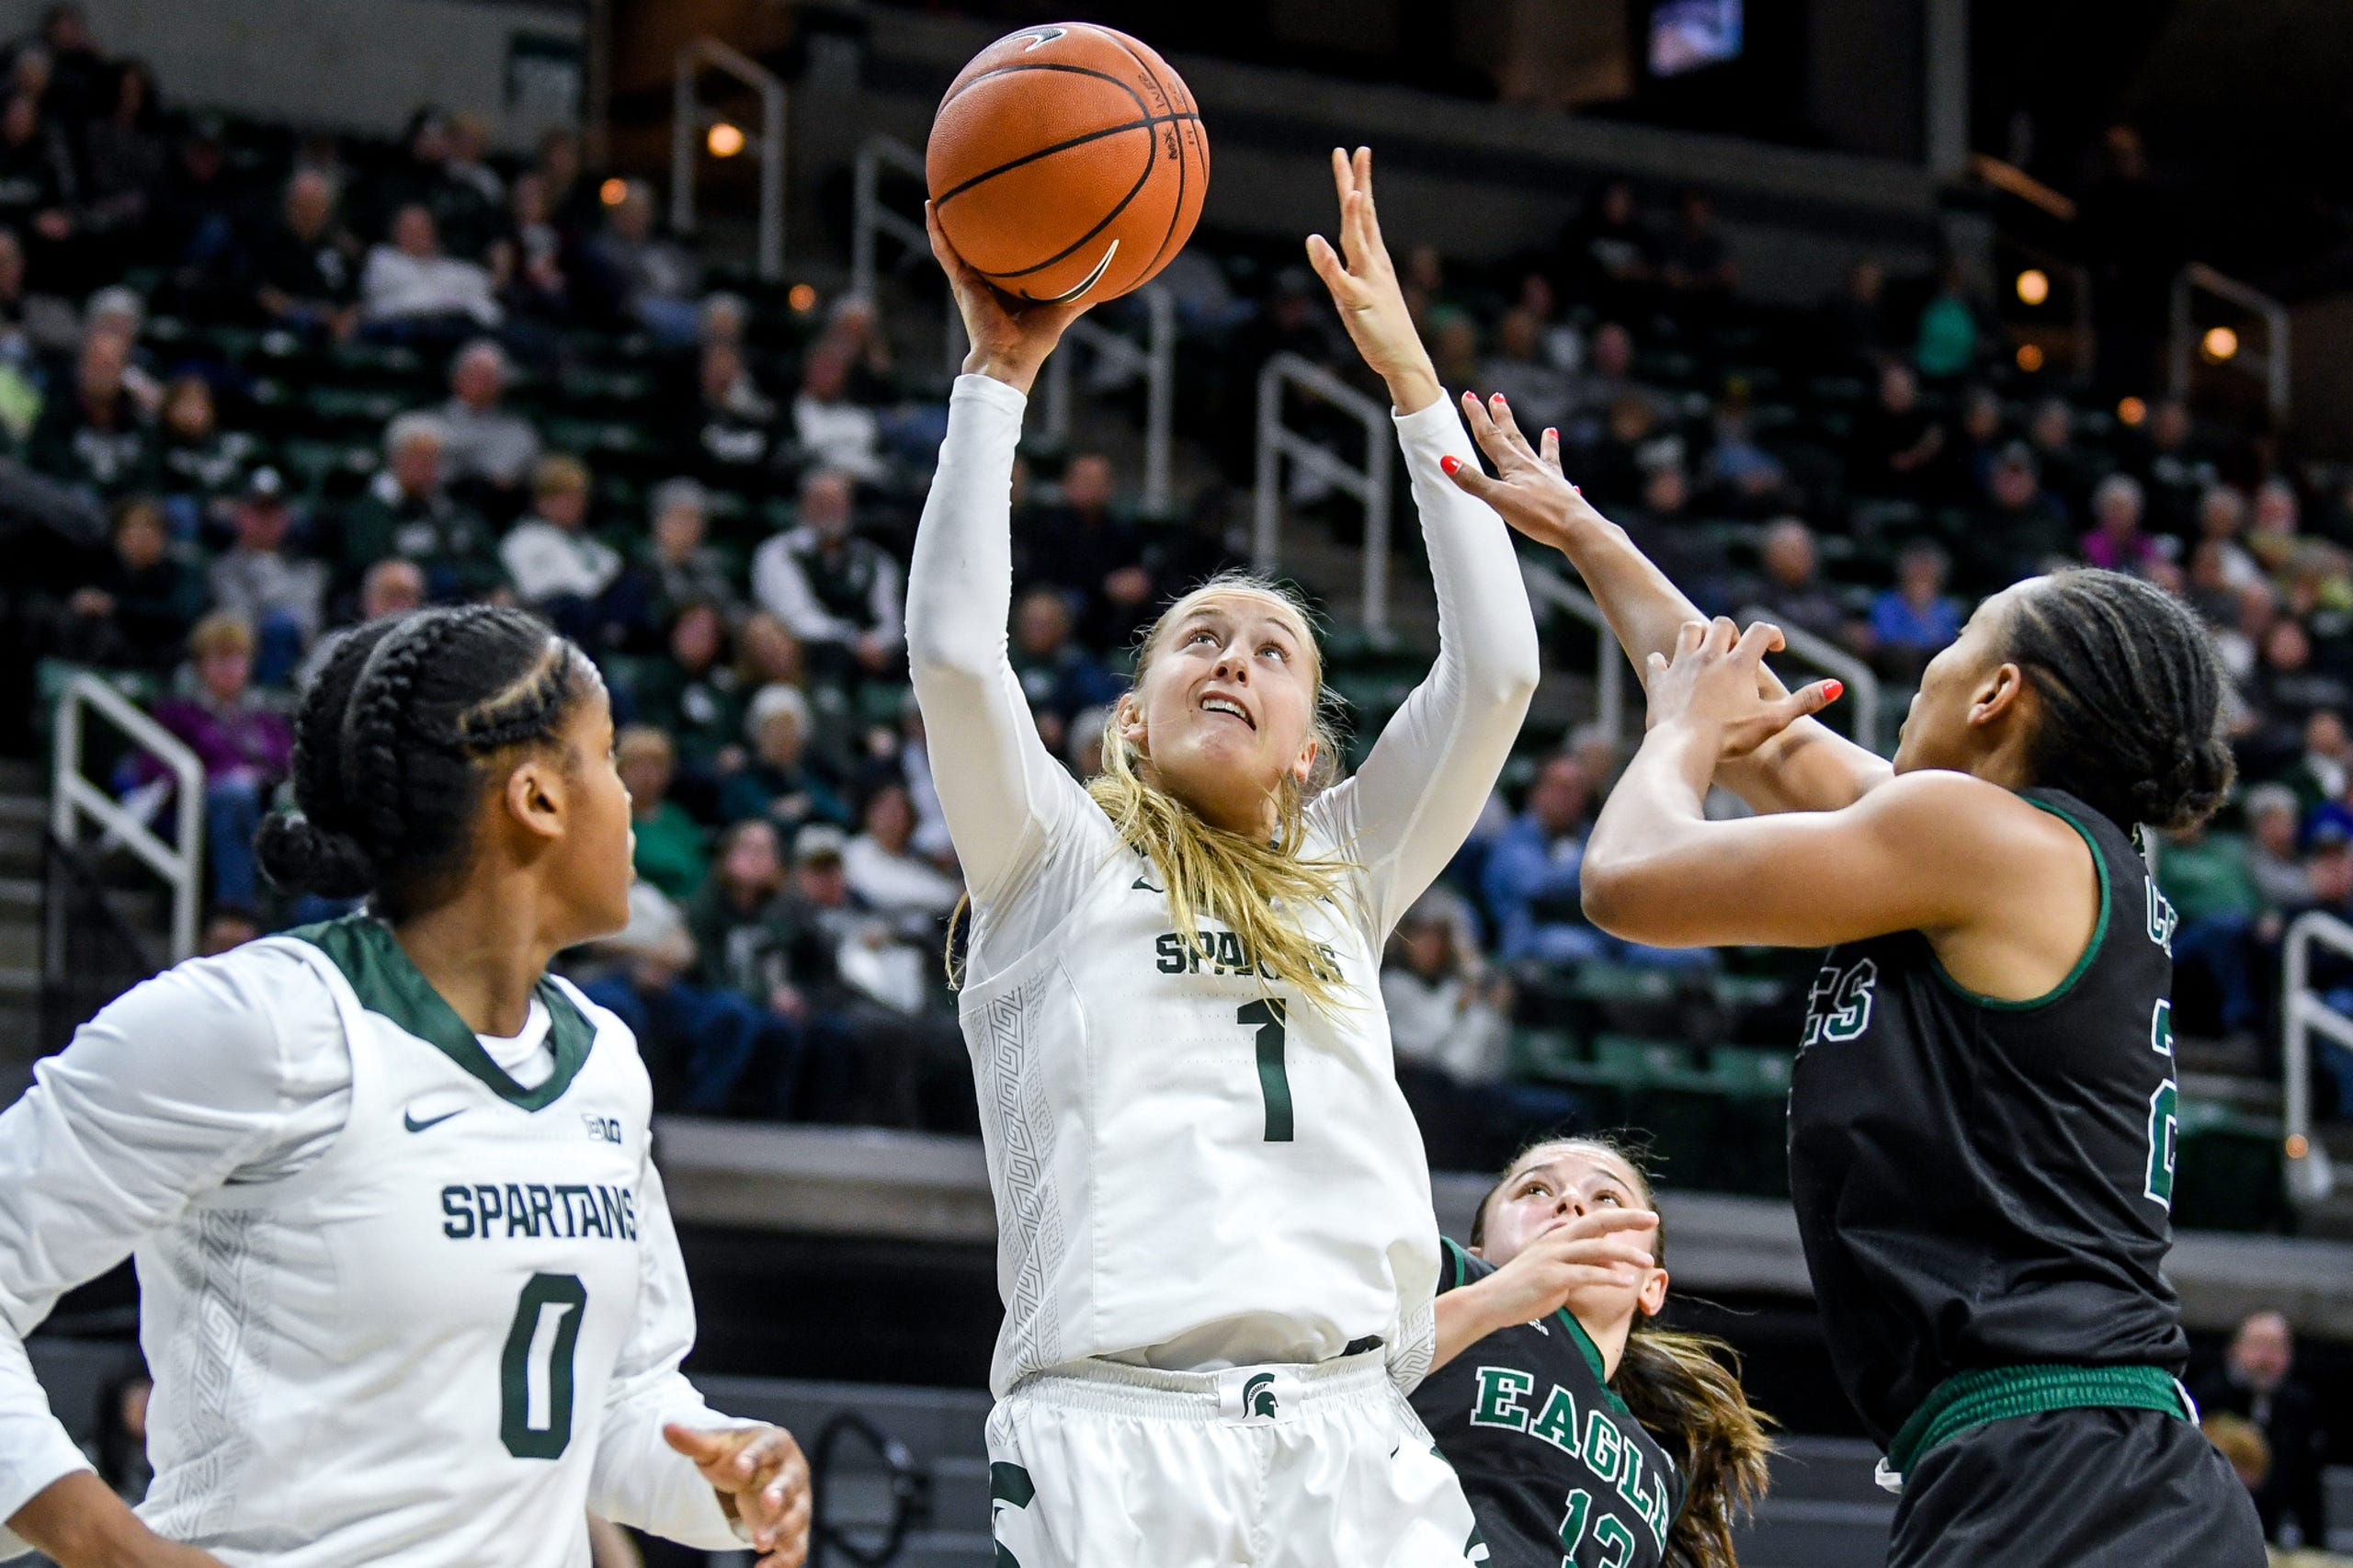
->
xmin=1133 ymin=875 xmax=1163 ymax=892
xmin=403 ymin=1108 xmax=466 ymax=1133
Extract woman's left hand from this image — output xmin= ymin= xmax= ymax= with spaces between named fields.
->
xmin=665 ymin=1422 xmax=812 ymax=1568
xmin=1644 ymin=617 xmax=1839 ymax=761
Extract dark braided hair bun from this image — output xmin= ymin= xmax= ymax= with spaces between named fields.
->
xmin=2006 ymin=569 xmax=2236 ymax=833
xmin=256 ymin=607 xmax=590 ymax=917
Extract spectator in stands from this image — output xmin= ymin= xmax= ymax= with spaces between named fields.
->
xmin=500 ymin=454 xmax=623 ymax=642
xmin=842 ymin=779 xmax=961 ymax=931
xmin=2248 ymin=479 xmax=2303 ymax=575
xmin=1563 ymin=321 xmax=1659 ymax=443
xmin=2283 ymin=710 xmax=2351 ymax=817
xmin=2249 ymin=619 xmax=2351 ymax=755
xmin=750 ymin=467 xmax=903 ymax=680
xmin=378 ymin=108 xmax=497 ymax=262
xmin=2080 ymin=473 xmax=2161 ymax=576
xmin=53 ymin=494 xmax=201 ymax=670
xmin=1555 ymin=178 xmax=1656 ymax=307
xmin=151 ymin=612 xmax=292 ymax=907
xmin=2160 ymin=813 xmax=2260 ymax=1038
xmin=1697 ymin=394 xmax=1788 ymax=517
xmin=1476 ymin=307 xmax=1573 ymax=436
xmin=2195 ymin=486 xmax=2264 ymax=592
xmin=1026 ymin=450 xmax=1154 ymax=649
xmin=628 ymin=600 xmax=741 ymax=782
xmin=360 ymin=202 xmax=501 ymax=341
xmin=28 ymin=6 xmax=101 ymax=123
xmin=1961 ymin=443 xmax=2072 ymax=591
xmin=2027 ymin=396 xmax=2094 ymax=518
xmin=791 ymin=337 xmax=885 ymax=483
xmin=1939 ymin=384 xmax=2004 ymax=504
xmin=1660 ymin=188 xmax=1736 ymax=302
xmin=493 ymin=170 xmax=571 ymax=325
xmin=1010 ymin=585 xmax=1120 ymax=752
xmin=1747 ymin=517 xmax=1849 ymax=646
xmin=1848 ymin=360 xmax=1944 ymax=502
xmin=1821 ymin=256 xmax=1895 ymax=369
xmin=337 ymin=411 xmax=497 ymax=600
xmin=438 ymin=337 xmax=541 ymax=509
xmin=148 ymin=115 xmax=241 ymax=307
xmin=2244 ymin=784 xmax=2313 ymax=912
xmin=26 ymin=325 xmax=148 ymax=495
xmin=1911 ymin=259 xmax=1983 ymax=381
xmin=639 ymin=476 xmax=737 ymax=624
xmin=616 ymin=724 xmax=707 ymax=903
xmin=75 ymin=60 xmax=165 ymax=274
xmin=1483 ymin=754 xmax=1608 ymax=965
xmin=295 ymin=557 xmax=422 ymax=689
xmin=2131 ymin=397 xmax=2215 ymax=541
xmin=1863 ymin=541 xmax=1961 ymax=679
xmin=584 ymin=178 xmax=697 ymax=344
xmin=720 ymin=682 xmax=850 ymax=841
xmin=0 ymin=89 xmax=73 ymax=276
xmin=153 ymin=374 xmax=254 ymax=532
xmin=686 ymin=337 xmax=776 ymax=480
xmin=2190 ymin=1311 xmax=2329 ymax=1548
xmin=1618 ymin=463 xmax=1727 ymax=612
xmin=445 ymin=113 xmax=504 ymax=212
xmin=251 ymin=168 xmax=360 ymax=340
xmin=685 ymin=816 xmax=795 ymax=998
xmin=1381 ymin=890 xmax=1516 ymax=1167
xmin=577 ymin=879 xmax=790 ymax=1118
xmin=207 ymin=468 xmax=324 ymax=685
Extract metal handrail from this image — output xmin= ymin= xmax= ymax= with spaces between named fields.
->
xmin=671 ymin=37 xmax=787 ymax=280
xmin=1523 ymin=561 xmax=1626 ymax=740
xmin=1043 ymin=286 xmax=1176 ymax=513
xmin=50 ymin=673 xmax=202 ymax=962
xmin=1737 ymin=603 xmax=1885 ymax=755
xmin=1253 ymin=353 xmax=1394 ymax=635
xmin=1968 ymin=153 xmax=2078 ymax=223
xmin=2170 ymin=262 xmax=2290 ymax=419
xmin=2282 ymin=911 xmax=2352 ymax=1206
xmin=850 ymin=135 xmax=965 ymax=377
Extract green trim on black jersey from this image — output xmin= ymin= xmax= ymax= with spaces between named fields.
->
xmin=286 ymin=915 xmax=595 ymax=1109
xmin=1925 ymin=798 xmax=2111 ymax=1013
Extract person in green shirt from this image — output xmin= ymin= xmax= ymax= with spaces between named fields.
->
xmin=2161 ymin=819 xmax=2260 ymax=1036
xmin=615 ymin=724 xmax=708 ymax=900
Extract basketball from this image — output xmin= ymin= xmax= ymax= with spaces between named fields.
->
xmin=926 ymin=23 xmax=1208 ymax=305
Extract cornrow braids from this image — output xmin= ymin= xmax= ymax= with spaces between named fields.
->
xmin=2004 ymin=569 xmax=2235 ymax=832
xmin=256 ymin=606 xmax=591 ymax=919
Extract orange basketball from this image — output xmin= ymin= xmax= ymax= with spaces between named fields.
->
xmin=926 ymin=23 xmax=1208 ymax=305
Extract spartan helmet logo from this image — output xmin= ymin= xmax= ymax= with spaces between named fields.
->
xmin=1016 ymin=26 xmax=1067 ymax=50
xmin=1243 ymin=1372 xmax=1279 ymax=1420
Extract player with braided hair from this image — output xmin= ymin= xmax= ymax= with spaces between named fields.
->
xmin=1443 ymin=395 xmax=2262 ymax=1567
xmin=0 ymin=606 xmax=813 ymax=1568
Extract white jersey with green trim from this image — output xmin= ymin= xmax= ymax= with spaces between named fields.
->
xmin=0 ymin=915 xmax=745 ymax=1567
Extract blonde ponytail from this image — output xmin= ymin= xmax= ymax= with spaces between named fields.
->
xmin=948 ymin=574 xmax=1359 ymax=1014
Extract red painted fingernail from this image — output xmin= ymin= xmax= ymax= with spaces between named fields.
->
xmin=1490 ymin=392 xmax=1506 ymax=404
xmin=1543 ymin=427 xmax=1556 ymax=443
xmin=1439 ymin=455 xmax=1461 ymax=475
xmin=1823 ymin=680 xmax=1845 ymax=703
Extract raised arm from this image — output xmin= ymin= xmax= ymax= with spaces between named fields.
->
xmin=1302 ymin=149 xmax=1540 ymax=934
xmin=1442 ymin=399 xmax=1891 ymax=815
xmin=904 ymin=207 xmax=1094 ymax=903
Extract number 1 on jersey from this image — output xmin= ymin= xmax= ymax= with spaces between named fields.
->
xmin=1238 ymin=999 xmax=1291 ymax=1142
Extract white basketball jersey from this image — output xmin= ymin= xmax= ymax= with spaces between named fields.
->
xmin=961 ymin=814 xmax=1440 ymax=1399
xmin=133 ymin=920 xmax=653 ymax=1568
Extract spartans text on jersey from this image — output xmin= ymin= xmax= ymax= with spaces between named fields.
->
xmin=440 ymin=1182 xmax=640 ymax=1241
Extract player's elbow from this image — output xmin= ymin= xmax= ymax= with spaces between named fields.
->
xmin=1578 ymin=853 xmax=1676 ymax=945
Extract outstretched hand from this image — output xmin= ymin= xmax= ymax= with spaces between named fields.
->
xmin=1473 ymin=1209 xmax=1662 ymax=1331
xmin=665 ymin=1422 xmax=811 ymax=1568
xmin=1437 ymin=390 xmax=1597 ymax=551
xmin=926 ymin=201 xmax=1091 ymax=397
xmin=1644 ymin=617 xmax=1841 ymax=760
xmin=1303 ymin=146 xmax=1441 ymax=415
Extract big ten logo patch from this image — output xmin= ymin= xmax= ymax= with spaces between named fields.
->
xmin=1802 ymin=958 xmax=1879 ymax=1049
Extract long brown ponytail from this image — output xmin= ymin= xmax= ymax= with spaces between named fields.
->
xmin=1472 ymin=1136 xmax=1775 ymax=1568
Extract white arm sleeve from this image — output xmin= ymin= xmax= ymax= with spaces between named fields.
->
xmin=0 ymin=949 xmax=347 ymax=1560
xmin=905 ymin=375 xmax=1095 ymax=909
xmin=1310 ymin=398 xmax=1540 ymax=941
xmin=585 ymin=1161 xmax=747 ymax=1551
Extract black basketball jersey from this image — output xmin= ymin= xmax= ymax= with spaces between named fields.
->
xmin=1413 ymin=1239 xmax=1686 ymax=1568
xmin=1786 ymin=786 xmax=2188 ymax=1449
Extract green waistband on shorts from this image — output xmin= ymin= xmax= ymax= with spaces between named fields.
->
xmin=1885 ymin=1364 xmax=2191 ymax=1475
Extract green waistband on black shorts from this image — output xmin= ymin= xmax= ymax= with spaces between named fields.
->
xmin=1884 ymin=1364 xmax=2193 ymax=1475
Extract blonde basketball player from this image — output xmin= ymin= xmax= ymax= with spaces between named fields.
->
xmin=908 ymin=147 xmax=1540 ymax=1566
xmin=0 ymin=608 xmax=809 ymax=1568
